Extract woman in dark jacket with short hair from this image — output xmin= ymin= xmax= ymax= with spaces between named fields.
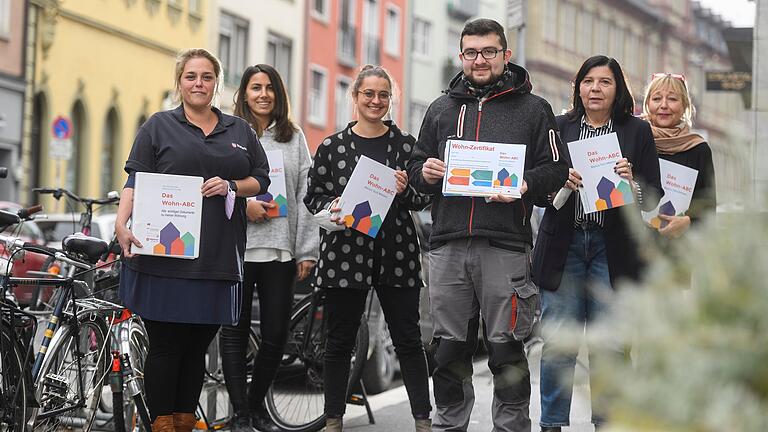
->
xmin=532 ymin=55 xmax=662 ymax=432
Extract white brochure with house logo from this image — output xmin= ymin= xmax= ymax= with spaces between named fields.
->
xmin=337 ymin=156 xmax=397 ymax=238
xmin=568 ymin=132 xmax=634 ymax=214
xmin=255 ymin=150 xmax=288 ymax=218
xmin=442 ymin=140 xmax=527 ymax=198
xmin=132 ymin=172 xmax=203 ymax=259
xmin=642 ymin=159 xmax=699 ymax=229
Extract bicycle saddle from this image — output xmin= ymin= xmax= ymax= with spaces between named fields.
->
xmin=62 ymin=234 xmax=109 ymax=264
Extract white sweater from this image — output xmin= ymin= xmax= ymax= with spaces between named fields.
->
xmin=245 ymin=124 xmax=319 ymax=263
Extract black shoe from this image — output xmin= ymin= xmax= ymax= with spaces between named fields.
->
xmin=541 ymin=428 xmax=562 ymax=432
xmin=230 ymin=412 xmax=256 ymax=432
xmin=251 ymin=409 xmax=281 ymax=432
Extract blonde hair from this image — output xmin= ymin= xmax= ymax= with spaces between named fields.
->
xmin=642 ymin=74 xmax=696 ymax=127
xmin=173 ymin=48 xmax=223 ymax=104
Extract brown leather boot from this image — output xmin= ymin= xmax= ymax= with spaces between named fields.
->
xmin=173 ymin=412 xmax=198 ymax=432
xmin=151 ymin=415 xmax=175 ymax=432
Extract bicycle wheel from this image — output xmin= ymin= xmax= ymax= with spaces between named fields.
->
xmin=113 ymin=317 xmax=148 ymax=432
xmin=0 ymin=324 xmax=28 ymax=431
xmin=196 ymin=328 xmax=260 ymax=430
xmin=265 ymin=293 xmax=369 ymax=432
xmin=31 ymin=316 xmax=110 ymax=431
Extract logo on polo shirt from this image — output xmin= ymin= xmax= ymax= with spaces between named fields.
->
xmin=231 ymin=142 xmax=247 ymax=151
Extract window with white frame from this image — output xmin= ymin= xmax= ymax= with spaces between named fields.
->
xmin=412 ymin=18 xmax=431 ymax=57
xmin=308 ymin=66 xmax=328 ymax=126
xmin=362 ymin=0 xmax=380 ymax=65
xmin=409 ymin=102 xmax=428 ymax=135
xmin=557 ymin=2 xmax=576 ymax=51
xmin=0 ymin=0 xmax=10 ymax=38
xmin=542 ymin=0 xmax=557 ymax=43
xmin=189 ymin=0 xmax=201 ymax=15
xmin=609 ymin=25 xmax=624 ymax=61
xmin=447 ymin=29 xmax=461 ymax=66
xmin=311 ymin=0 xmax=330 ymax=22
xmin=219 ymin=12 xmax=249 ymax=85
xmin=594 ymin=17 xmax=609 ymax=55
xmin=577 ymin=11 xmax=592 ymax=56
xmin=385 ymin=5 xmax=401 ymax=57
xmin=335 ymin=78 xmax=352 ymax=131
xmin=267 ymin=32 xmax=293 ymax=91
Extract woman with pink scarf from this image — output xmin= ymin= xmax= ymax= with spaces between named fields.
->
xmin=643 ymin=73 xmax=717 ymax=238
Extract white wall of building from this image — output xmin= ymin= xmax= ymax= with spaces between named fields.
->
xmin=209 ymin=0 xmax=306 ymax=118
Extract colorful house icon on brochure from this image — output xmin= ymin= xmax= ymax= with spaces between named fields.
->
xmin=649 ymin=201 xmax=677 ymax=229
xmin=154 ymin=222 xmax=195 ymax=256
xmin=493 ymin=168 xmax=519 ymax=188
xmin=256 ymin=192 xmax=288 ymax=218
xmin=343 ymin=201 xmax=382 ymax=238
xmin=594 ymin=177 xmax=633 ymax=211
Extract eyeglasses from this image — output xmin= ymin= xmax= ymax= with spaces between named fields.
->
xmin=358 ymin=90 xmax=391 ymax=101
xmin=651 ymin=73 xmax=686 ymax=82
xmin=461 ymin=47 xmax=503 ymax=61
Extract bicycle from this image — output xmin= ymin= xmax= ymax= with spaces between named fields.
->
xmin=264 ymin=286 xmax=370 ymax=432
xmin=0 ymin=209 xmax=114 ymax=431
xmin=30 ymin=188 xmax=149 ymax=431
xmin=194 ymin=286 xmax=370 ymax=432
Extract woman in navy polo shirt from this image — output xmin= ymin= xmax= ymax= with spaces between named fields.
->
xmin=115 ymin=48 xmax=270 ymax=432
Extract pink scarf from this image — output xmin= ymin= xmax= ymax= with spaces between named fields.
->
xmin=651 ymin=124 xmax=705 ymax=155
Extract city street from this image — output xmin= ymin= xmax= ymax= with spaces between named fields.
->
xmin=341 ymin=341 xmax=595 ymax=432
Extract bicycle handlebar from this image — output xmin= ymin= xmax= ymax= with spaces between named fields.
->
xmin=33 ymin=187 xmax=119 ymax=206
xmin=17 ymin=204 xmax=44 ymax=221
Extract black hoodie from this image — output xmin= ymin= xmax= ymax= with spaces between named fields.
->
xmin=407 ymin=62 xmax=568 ymax=245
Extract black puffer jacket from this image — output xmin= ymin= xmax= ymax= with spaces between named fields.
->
xmin=407 ymin=62 xmax=568 ymax=246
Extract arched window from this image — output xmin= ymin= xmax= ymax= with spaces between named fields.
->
xmin=137 ymin=114 xmax=147 ymax=130
xmin=68 ymin=100 xmax=87 ymax=194
xmin=30 ymin=92 xmax=48 ymax=191
xmin=101 ymin=108 xmax=120 ymax=197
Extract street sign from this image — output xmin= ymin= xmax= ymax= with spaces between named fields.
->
xmin=50 ymin=116 xmax=73 ymax=160
xmin=706 ymin=71 xmax=751 ymax=91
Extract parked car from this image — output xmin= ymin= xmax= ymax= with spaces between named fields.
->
xmin=0 ymin=202 xmax=50 ymax=306
xmin=34 ymin=212 xmax=117 ymax=248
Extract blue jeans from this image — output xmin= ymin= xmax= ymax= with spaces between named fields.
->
xmin=539 ymin=227 xmax=613 ymax=428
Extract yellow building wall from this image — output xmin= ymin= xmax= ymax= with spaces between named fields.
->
xmin=32 ymin=0 xmax=206 ymax=209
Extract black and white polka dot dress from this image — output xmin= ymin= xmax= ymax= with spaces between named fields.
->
xmin=304 ymin=121 xmax=432 ymax=290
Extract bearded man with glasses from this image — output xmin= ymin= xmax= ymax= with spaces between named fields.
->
xmin=407 ymin=18 xmax=568 ymax=432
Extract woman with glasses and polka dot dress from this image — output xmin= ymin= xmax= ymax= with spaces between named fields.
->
xmin=304 ymin=65 xmax=433 ymax=432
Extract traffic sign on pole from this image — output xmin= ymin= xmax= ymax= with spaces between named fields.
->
xmin=49 ymin=116 xmax=73 ymax=160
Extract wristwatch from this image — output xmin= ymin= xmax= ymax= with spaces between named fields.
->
xmin=228 ymin=180 xmax=238 ymax=193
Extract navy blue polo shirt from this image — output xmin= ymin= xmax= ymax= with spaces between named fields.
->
xmin=123 ymin=105 xmax=270 ymax=282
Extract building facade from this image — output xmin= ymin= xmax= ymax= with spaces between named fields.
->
xmin=303 ymin=0 xmax=408 ymax=153
xmin=0 ymin=0 xmax=27 ymax=201
xmin=404 ymin=0 xmax=506 ymax=136
xmin=517 ymin=0 xmax=751 ymax=208
xmin=210 ymin=0 xmax=305 ymax=116
xmin=21 ymin=0 xmax=207 ymax=207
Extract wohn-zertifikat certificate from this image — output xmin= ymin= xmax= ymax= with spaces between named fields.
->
xmin=442 ymin=140 xmax=527 ymax=198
